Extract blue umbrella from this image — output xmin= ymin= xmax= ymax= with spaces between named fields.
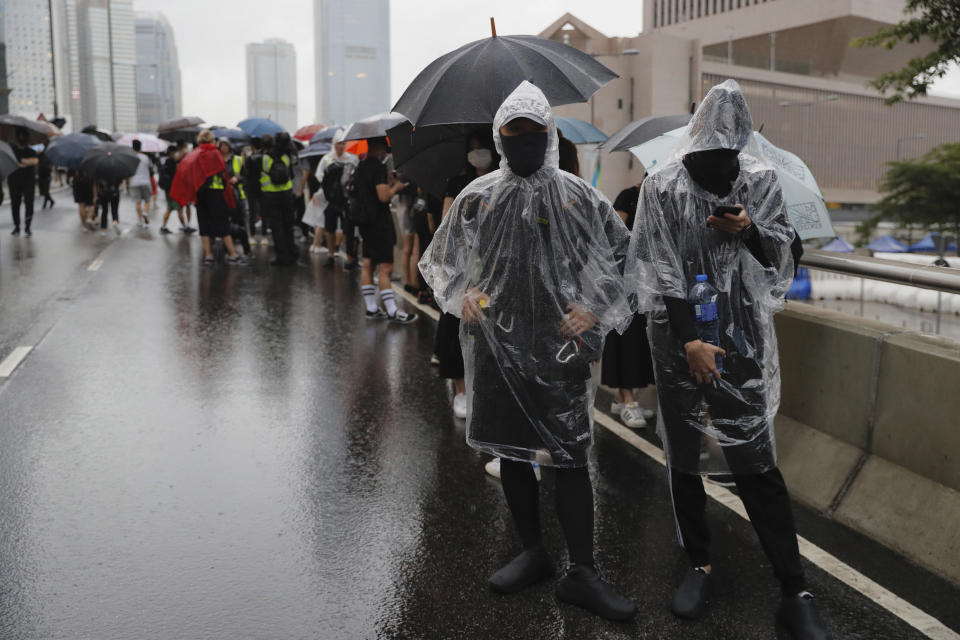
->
xmin=820 ymin=237 xmax=854 ymax=253
xmin=212 ymin=127 xmax=252 ymax=148
xmin=554 ymin=117 xmax=608 ymax=145
xmin=237 ymin=117 xmax=285 ymax=137
xmin=310 ymin=126 xmax=342 ymax=145
xmin=300 ymin=141 xmax=332 ymax=159
xmin=865 ymin=235 xmax=908 ymax=252
xmin=45 ymin=132 xmax=102 ymax=170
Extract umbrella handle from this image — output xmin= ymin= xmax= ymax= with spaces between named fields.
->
xmin=490 ymin=17 xmax=497 ymax=37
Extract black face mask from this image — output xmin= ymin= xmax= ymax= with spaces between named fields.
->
xmin=682 ymin=148 xmax=741 ymax=197
xmin=500 ymin=131 xmax=548 ymax=178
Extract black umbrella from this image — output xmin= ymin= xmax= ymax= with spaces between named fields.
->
xmin=387 ymin=121 xmax=487 ymax=198
xmin=158 ymin=116 xmax=204 ymax=143
xmin=0 ymin=115 xmax=50 ymax=145
xmin=45 ymin=133 xmax=102 ymax=170
xmin=158 ymin=116 xmax=204 ymax=133
xmin=393 ymin=30 xmax=617 ymax=127
xmin=80 ymin=125 xmax=115 ymax=142
xmin=80 ymin=143 xmax=140 ymax=182
xmin=601 ymin=114 xmax=691 ymax=152
xmin=0 ymin=141 xmax=19 ymax=179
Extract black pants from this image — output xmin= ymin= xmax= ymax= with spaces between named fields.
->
xmin=500 ymin=459 xmax=594 ymax=566
xmin=99 ymin=193 xmax=119 ymax=228
xmin=671 ymin=466 xmax=806 ymax=595
xmin=9 ymin=178 xmax=35 ymax=230
xmin=262 ymin=191 xmax=297 ymax=264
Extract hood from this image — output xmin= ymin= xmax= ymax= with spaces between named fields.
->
xmin=683 ymin=79 xmax=754 ymax=154
xmin=492 ymin=81 xmax=559 ymax=174
xmin=332 ymin=129 xmax=346 ymax=145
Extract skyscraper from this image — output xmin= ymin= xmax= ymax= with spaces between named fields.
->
xmin=314 ymin=0 xmax=390 ymax=126
xmin=0 ymin=0 xmax=66 ymax=118
xmin=135 ymin=12 xmax=181 ymax=132
xmin=246 ymin=38 xmax=297 ymax=131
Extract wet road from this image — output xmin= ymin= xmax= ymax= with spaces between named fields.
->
xmin=1 ymin=196 xmax=958 ymax=639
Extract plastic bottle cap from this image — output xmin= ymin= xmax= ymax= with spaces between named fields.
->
xmin=696 ymin=274 xmax=708 ymax=282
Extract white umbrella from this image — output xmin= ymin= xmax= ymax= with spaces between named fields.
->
xmin=629 ymin=128 xmax=835 ymax=240
xmin=342 ymin=112 xmax=407 ymax=142
xmin=117 ymin=132 xmax=167 ymax=153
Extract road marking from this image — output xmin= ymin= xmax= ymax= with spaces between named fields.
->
xmin=400 ymin=290 xmax=959 ymax=640
xmin=88 ymin=258 xmax=104 ymax=271
xmin=0 ymin=346 xmax=33 ymax=378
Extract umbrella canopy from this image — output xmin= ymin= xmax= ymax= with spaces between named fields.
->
xmin=629 ymin=127 xmax=835 ymax=239
xmin=601 ymin=114 xmax=692 ymax=152
xmin=237 ymin=117 xmax=285 ymax=137
xmin=342 ymin=112 xmax=407 ymax=142
xmin=820 ymin=237 xmax=854 ymax=253
xmin=0 ymin=115 xmax=50 ymax=145
xmin=299 ymin=141 xmax=333 ymax=159
xmin=45 ymin=133 xmax=102 ymax=170
xmin=157 ymin=116 xmax=204 ymax=133
xmin=0 ymin=141 xmax=20 ymax=179
xmin=386 ymin=121 xmax=482 ymax=198
xmin=394 ymin=34 xmax=618 ymax=127
xmin=80 ymin=125 xmax=115 ymax=142
xmin=554 ymin=116 xmax=607 ymax=144
xmin=310 ymin=126 xmax=342 ymax=144
xmin=170 ymin=143 xmax=235 ymax=208
xmin=80 ymin=143 xmax=140 ymax=182
xmin=36 ymin=120 xmax=62 ymax=139
xmin=211 ymin=127 xmax=253 ymax=149
xmin=294 ymin=124 xmax=326 ymax=141
xmin=865 ymin=235 xmax=908 ymax=253
xmin=117 ymin=132 xmax=166 ymax=153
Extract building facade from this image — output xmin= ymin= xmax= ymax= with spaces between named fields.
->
xmin=542 ymin=1 xmax=960 ymax=205
xmin=313 ymin=0 xmax=390 ymax=126
xmin=0 ymin=0 xmax=63 ymax=118
xmin=134 ymin=12 xmax=181 ymax=132
xmin=246 ymin=38 xmax=297 ymax=132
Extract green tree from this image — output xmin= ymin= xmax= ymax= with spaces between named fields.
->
xmin=852 ymin=0 xmax=960 ymax=104
xmin=858 ymin=143 xmax=960 ymax=253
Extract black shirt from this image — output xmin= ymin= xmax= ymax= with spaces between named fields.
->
xmin=355 ymin=157 xmax=391 ymax=228
xmin=445 ymin=173 xmax=476 ymax=201
xmin=10 ymin=145 xmax=38 ymax=183
xmin=612 ymin=185 xmax=640 ymax=231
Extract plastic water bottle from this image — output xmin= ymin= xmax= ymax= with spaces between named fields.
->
xmin=688 ymin=274 xmax=723 ymax=373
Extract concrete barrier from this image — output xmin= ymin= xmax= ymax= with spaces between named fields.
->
xmin=774 ymin=302 xmax=960 ymax=585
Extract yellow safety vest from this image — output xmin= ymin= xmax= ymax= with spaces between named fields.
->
xmin=260 ymin=154 xmax=292 ymax=192
xmin=229 ymin=155 xmax=245 ymax=199
xmin=209 ymin=173 xmax=225 ymax=190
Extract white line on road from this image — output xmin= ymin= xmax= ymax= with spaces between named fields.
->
xmin=398 ymin=290 xmax=959 ymax=640
xmin=0 ymin=346 xmax=33 ymax=378
xmin=88 ymin=258 xmax=104 ymax=271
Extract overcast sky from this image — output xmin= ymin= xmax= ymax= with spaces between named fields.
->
xmin=133 ymin=0 xmax=960 ymax=128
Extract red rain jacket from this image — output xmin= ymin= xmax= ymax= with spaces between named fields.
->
xmin=170 ymin=143 xmax=236 ymax=209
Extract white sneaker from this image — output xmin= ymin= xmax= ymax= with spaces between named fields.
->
xmin=642 ymin=407 xmax=656 ymax=421
xmin=611 ymin=401 xmax=623 ymax=414
xmin=484 ymin=458 xmax=542 ymax=481
xmin=620 ymin=402 xmax=647 ymax=429
xmin=114 ymin=222 xmax=121 ymax=235
xmin=453 ymin=392 xmax=467 ymax=419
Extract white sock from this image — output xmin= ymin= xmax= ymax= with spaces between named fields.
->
xmin=380 ymin=288 xmax=397 ymax=316
xmin=362 ymin=285 xmax=379 ymax=313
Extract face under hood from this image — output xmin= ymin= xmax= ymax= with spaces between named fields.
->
xmin=332 ymin=129 xmax=346 ymax=146
xmin=492 ymin=81 xmax=560 ymax=174
xmin=684 ymin=79 xmax=754 ymax=154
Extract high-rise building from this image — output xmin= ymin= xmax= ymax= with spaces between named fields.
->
xmin=0 ymin=0 xmax=64 ymax=118
xmin=246 ymin=38 xmax=297 ymax=131
xmin=135 ymin=12 xmax=181 ymax=132
xmin=314 ymin=0 xmax=390 ymax=126
xmin=63 ymin=0 xmax=138 ymax=133
xmin=0 ymin=0 xmax=8 ymax=114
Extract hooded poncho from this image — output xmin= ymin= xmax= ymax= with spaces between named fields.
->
xmin=420 ymin=81 xmax=632 ymax=467
xmin=625 ymin=79 xmax=796 ymax=476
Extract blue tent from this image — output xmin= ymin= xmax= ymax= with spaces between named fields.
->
xmin=909 ymin=232 xmax=938 ymax=252
xmin=554 ymin=117 xmax=608 ymax=144
xmin=820 ymin=237 xmax=854 ymax=253
xmin=866 ymin=235 xmax=907 ymax=253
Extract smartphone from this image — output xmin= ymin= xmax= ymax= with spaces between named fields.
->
xmin=712 ymin=205 xmax=742 ymax=218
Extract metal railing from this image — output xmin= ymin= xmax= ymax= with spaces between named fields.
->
xmin=800 ymin=249 xmax=960 ymax=335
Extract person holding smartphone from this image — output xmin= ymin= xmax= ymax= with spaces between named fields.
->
xmin=625 ymin=80 xmax=829 ymax=640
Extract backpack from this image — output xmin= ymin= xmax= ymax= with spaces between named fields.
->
xmin=158 ymin=158 xmax=176 ymax=192
xmin=343 ymin=171 xmax=372 ymax=226
xmin=321 ymin=162 xmax=347 ymax=208
xmin=266 ymin=153 xmax=291 ymax=186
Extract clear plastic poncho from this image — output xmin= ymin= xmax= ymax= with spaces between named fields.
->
xmin=419 ymin=81 xmax=633 ymax=468
xmin=625 ymin=79 xmax=796 ymax=475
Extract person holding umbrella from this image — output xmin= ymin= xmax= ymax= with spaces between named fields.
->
xmin=420 ymin=81 xmax=635 ymax=621
xmin=8 ymin=127 xmax=40 ymax=236
xmin=80 ymin=142 xmax=141 ymax=236
xmin=624 ymin=79 xmax=829 ymax=639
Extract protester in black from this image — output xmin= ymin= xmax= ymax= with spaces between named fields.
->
xmin=38 ymin=151 xmax=55 ymax=209
xmin=73 ymin=169 xmax=96 ymax=230
xmin=8 ymin=127 xmax=39 ymax=236
xmin=95 ymin=178 xmax=122 ymax=235
xmin=354 ymin=137 xmax=417 ymax=323
xmin=259 ymin=132 xmax=298 ymax=266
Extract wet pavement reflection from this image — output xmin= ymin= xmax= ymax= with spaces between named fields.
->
xmin=0 ymin=198 xmax=957 ymax=639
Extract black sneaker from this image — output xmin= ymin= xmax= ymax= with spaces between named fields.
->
xmin=388 ymin=310 xmax=418 ymax=324
xmin=226 ymin=255 xmax=247 ymax=266
xmin=24 ymin=229 xmax=32 ymax=237
xmin=343 ymin=261 xmax=360 ymax=272
xmin=672 ymin=567 xmax=711 ymax=619
xmin=11 ymin=228 xmax=20 ymax=237
xmin=489 ymin=547 xmax=555 ymax=594
xmin=365 ymin=309 xmax=387 ymax=320
xmin=777 ymin=593 xmax=830 ymax=640
xmin=160 ymin=226 xmax=172 ymax=234
xmin=555 ymin=564 xmax=637 ymax=621
xmin=202 ymin=257 xmax=215 ymax=267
